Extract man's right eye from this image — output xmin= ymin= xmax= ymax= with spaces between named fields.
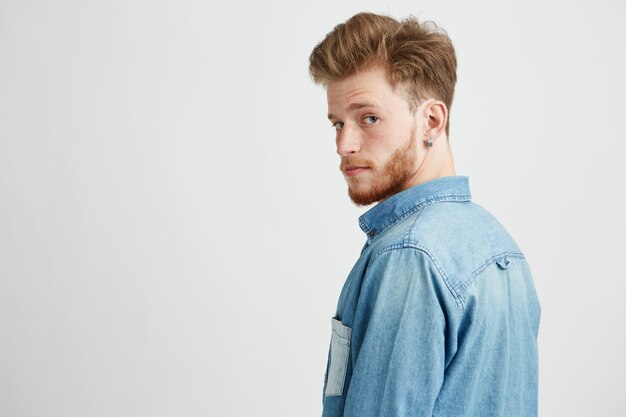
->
xmin=332 ymin=122 xmax=344 ymax=131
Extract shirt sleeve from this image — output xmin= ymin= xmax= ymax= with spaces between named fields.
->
xmin=343 ymin=247 xmax=458 ymax=417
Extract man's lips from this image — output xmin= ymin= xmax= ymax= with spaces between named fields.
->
xmin=344 ymin=166 xmax=370 ymax=176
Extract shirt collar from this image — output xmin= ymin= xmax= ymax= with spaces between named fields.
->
xmin=358 ymin=175 xmax=472 ymax=240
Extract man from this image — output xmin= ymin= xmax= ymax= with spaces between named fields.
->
xmin=308 ymin=12 xmax=541 ymax=417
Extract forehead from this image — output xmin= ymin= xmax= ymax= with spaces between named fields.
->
xmin=326 ymin=67 xmax=408 ymax=114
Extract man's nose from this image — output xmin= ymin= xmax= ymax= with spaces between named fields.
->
xmin=336 ymin=126 xmax=361 ymax=156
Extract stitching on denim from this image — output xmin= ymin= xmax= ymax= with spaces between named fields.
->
xmin=381 ymin=194 xmax=470 ymax=234
xmin=365 ymin=193 xmax=471 ymax=242
xmin=453 ymin=251 xmax=526 ymax=296
xmin=358 ymin=216 xmax=369 ymax=236
xmin=404 ymin=206 xmax=425 ymax=242
xmin=366 ymin=242 xmax=464 ymax=311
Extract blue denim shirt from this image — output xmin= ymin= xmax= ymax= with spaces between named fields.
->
xmin=322 ymin=175 xmax=540 ymax=417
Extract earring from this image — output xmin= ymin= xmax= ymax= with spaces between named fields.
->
xmin=427 ymin=136 xmax=433 ymax=147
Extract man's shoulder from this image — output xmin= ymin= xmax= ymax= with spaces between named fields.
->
xmin=417 ymin=200 xmax=522 ymax=252
xmin=367 ymin=200 xmax=526 ymax=289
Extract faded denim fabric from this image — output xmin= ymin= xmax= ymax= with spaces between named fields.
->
xmin=322 ymin=175 xmax=541 ymax=417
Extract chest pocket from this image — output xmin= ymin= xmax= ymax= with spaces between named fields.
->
xmin=324 ymin=316 xmax=352 ymax=397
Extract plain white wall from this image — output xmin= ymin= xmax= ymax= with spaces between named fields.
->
xmin=1 ymin=0 xmax=625 ymax=416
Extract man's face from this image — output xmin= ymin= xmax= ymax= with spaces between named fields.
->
xmin=327 ymin=66 xmax=424 ymax=206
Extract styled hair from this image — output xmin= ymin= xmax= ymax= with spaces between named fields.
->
xmin=308 ymin=12 xmax=457 ymax=138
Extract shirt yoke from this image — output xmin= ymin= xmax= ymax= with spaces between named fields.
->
xmin=363 ymin=199 xmax=526 ymax=311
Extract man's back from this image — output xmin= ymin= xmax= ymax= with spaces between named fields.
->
xmin=322 ymin=175 xmax=540 ymax=416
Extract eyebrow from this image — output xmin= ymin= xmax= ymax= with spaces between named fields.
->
xmin=327 ymin=102 xmax=378 ymax=120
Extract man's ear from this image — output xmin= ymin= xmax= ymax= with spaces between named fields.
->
xmin=420 ymin=98 xmax=448 ymax=140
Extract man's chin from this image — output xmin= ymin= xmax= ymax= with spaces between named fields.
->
xmin=347 ymin=178 xmax=409 ymax=206
xmin=347 ymin=185 xmax=380 ymax=207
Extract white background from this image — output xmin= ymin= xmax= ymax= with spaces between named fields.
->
xmin=1 ymin=0 xmax=625 ymax=416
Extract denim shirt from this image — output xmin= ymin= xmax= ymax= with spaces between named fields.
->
xmin=322 ymin=175 xmax=541 ymax=417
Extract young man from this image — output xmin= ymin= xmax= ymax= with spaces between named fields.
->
xmin=308 ymin=12 xmax=541 ymax=417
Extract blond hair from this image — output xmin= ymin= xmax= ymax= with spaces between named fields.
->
xmin=308 ymin=12 xmax=457 ymax=137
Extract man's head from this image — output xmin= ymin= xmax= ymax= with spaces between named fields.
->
xmin=309 ymin=12 xmax=458 ymax=206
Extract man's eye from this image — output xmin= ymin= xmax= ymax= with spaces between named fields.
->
xmin=332 ymin=122 xmax=344 ymax=131
xmin=363 ymin=115 xmax=379 ymax=125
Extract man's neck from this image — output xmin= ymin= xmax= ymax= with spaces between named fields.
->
xmin=406 ymin=136 xmax=457 ymax=190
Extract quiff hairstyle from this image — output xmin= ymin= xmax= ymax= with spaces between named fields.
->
xmin=308 ymin=12 xmax=457 ymax=138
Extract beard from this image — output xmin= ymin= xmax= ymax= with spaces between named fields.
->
xmin=345 ymin=124 xmax=419 ymax=207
